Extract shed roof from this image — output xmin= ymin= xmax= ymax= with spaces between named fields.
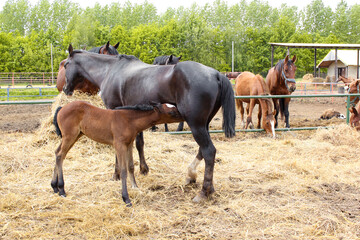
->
xmin=317 ymin=50 xmax=360 ymax=68
xmin=269 ymin=43 xmax=360 ymax=49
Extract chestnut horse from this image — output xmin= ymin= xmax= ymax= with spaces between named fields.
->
xmin=56 ymin=41 xmax=119 ymax=94
xmin=349 ymin=103 xmax=360 ymax=131
xmin=152 ymin=54 xmax=183 ymax=132
xmin=52 ymin=101 xmax=184 ymax=206
xmin=346 ymin=79 xmax=360 ymax=107
xmin=235 ymin=71 xmax=276 ymax=138
xmin=63 ymin=45 xmax=236 ymax=202
xmin=266 ymin=55 xmax=297 ymax=128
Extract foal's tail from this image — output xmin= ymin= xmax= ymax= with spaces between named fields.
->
xmin=219 ymin=73 xmax=236 ymax=138
xmin=53 ymin=106 xmax=62 ymax=137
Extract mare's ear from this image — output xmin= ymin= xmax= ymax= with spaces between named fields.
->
xmin=105 ymin=41 xmax=110 ymax=50
xmin=178 ymin=55 xmax=182 ymax=60
xmin=114 ymin=42 xmax=120 ymax=49
xmin=284 ymin=55 xmax=289 ymax=64
xmin=356 ymin=80 xmax=360 ymax=86
xmin=169 ymin=55 xmax=173 ymax=62
xmin=68 ymin=44 xmax=73 ymax=55
xmin=292 ymin=55 xmax=297 ymax=63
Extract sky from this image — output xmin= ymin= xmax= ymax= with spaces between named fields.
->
xmin=0 ymin=0 xmax=359 ymax=13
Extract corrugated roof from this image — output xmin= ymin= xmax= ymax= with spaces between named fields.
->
xmin=317 ymin=50 xmax=360 ymax=68
xmin=269 ymin=43 xmax=360 ymax=49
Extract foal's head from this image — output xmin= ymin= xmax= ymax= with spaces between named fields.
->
xmin=349 ymin=106 xmax=360 ymax=129
xmin=261 ymin=98 xmax=276 ymax=138
xmin=152 ymin=103 xmax=184 ymax=124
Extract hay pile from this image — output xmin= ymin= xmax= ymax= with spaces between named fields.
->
xmin=1 ymin=94 xmax=360 ymax=238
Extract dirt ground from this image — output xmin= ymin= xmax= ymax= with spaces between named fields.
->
xmin=0 ymin=97 xmax=347 ymax=133
xmin=1 ymin=94 xmax=359 ymax=239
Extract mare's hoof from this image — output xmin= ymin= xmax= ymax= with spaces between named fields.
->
xmin=192 ymin=192 xmax=207 ymax=203
xmin=126 ymin=202 xmax=133 ymax=207
xmin=59 ymin=193 xmax=66 ymax=197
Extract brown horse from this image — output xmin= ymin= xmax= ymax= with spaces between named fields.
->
xmin=235 ymin=71 xmax=276 ymax=137
xmin=337 ymin=76 xmax=354 ymax=85
xmin=52 ymin=101 xmax=183 ymax=206
xmin=349 ymin=104 xmax=360 ymax=131
xmin=346 ymin=79 xmax=360 ymax=107
xmin=266 ymin=55 xmax=297 ymax=128
xmin=56 ymin=41 xmax=119 ymax=94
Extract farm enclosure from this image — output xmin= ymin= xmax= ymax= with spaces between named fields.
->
xmin=0 ymin=93 xmax=360 ymax=239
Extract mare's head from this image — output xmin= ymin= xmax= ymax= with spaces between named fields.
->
xmin=349 ymin=106 xmax=360 ymax=130
xmin=347 ymin=79 xmax=360 ymax=106
xmin=261 ymin=98 xmax=276 ymax=138
xmin=152 ymin=102 xmax=184 ymax=124
xmin=337 ymin=76 xmax=354 ymax=86
xmin=63 ymin=44 xmax=87 ymax=95
xmin=167 ymin=55 xmax=182 ymax=65
xmin=276 ymin=55 xmax=297 ymax=93
xmin=99 ymin=41 xmax=119 ymax=55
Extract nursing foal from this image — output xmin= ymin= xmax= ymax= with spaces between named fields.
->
xmin=52 ymin=101 xmax=183 ymax=206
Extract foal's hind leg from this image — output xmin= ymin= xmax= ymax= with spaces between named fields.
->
xmin=127 ymin=144 xmax=138 ymax=189
xmin=245 ymin=99 xmax=255 ymax=129
xmin=257 ymin=106 xmax=262 ymax=129
xmin=136 ymin=132 xmax=149 ymax=175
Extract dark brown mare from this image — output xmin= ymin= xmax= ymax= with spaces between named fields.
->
xmin=152 ymin=54 xmax=183 ymax=132
xmin=52 ymin=101 xmax=184 ymax=206
xmin=266 ymin=55 xmax=297 ymax=128
xmin=56 ymin=41 xmax=119 ymax=94
xmin=63 ymin=45 xmax=236 ymax=202
xmin=235 ymin=71 xmax=276 ymax=138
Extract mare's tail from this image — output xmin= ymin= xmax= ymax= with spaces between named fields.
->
xmin=53 ymin=106 xmax=62 ymax=137
xmin=219 ymin=73 xmax=236 ymax=138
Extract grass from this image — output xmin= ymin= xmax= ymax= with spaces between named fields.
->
xmin=0 ymin=86 xmax=58 ymax=101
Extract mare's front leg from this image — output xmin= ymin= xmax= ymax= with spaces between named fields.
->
xmin=136 ymin=132 xmax=149 ymax=175
xmin=176 ymin=122 xmax=184 ymax=131
xmin=273 ymin=98 xmax=280 ymax=128
xmin=283 ymin=98 xmax=291 ymax=128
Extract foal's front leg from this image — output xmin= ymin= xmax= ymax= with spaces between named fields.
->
xmin=136 ymin=132 xmax=149 ymax=175
xmin=115 ymin=145 xmax=132 ymax=206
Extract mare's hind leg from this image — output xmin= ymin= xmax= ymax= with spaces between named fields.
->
xmin=187 ymin=125 xmax=216 ymax=202
xmin=257 ymin=106 xmax=262 ymax=129
xmin=239 ymin=101 xmax=245 ymax=128
xmin=245 ymin=99 xmax=255 ymax=129
xmin=136 ymin=132 xmax=149 ymax=175
xmin=185 ymin=149 xmax=203 ymax=185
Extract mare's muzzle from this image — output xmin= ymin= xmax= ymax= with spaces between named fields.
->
xmin=282 ymin=70 xmax=296 ymax=93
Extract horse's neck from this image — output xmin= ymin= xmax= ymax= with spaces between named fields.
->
xmin=128 ymin=111 xmax=160 ymax=130
xmin=79 ymin=56 xmax=114 ymax=87
xmin=259 ymin=99 xmax=271 ymax=116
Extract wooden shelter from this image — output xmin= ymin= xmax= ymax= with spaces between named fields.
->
xmin=269 ymin=43 xmax=360 ymax=80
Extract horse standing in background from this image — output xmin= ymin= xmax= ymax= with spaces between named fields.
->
xmin=266 ymin=55 xmax=297 ymax=128
xmin=235 ymin=71 xmax=276 ymax=138
xmin=56 ymin=41 xmax=119 ymax=94
xmin=152 ymin=54 xmax=183 ymax=132
xmin=63 ymin=45 xmax=236 ymax=202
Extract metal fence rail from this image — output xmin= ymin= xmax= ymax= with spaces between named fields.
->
xmin=0 ymin=86 xmax=58 ymax=101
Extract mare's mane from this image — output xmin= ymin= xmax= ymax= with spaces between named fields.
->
xmin=274 ymin=58 xmax=295 ymax=73
xmin=114 ymin=104 xmax=155 ymax=111
xmin=117 ymin=54 xmax=140 ymax=61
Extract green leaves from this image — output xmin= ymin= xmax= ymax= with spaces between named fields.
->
xmin=0 ymin=0 xmax=359 ymax=74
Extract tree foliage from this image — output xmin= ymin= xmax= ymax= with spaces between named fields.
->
xmin=0 ymin=0 xmax=359 ymax=74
